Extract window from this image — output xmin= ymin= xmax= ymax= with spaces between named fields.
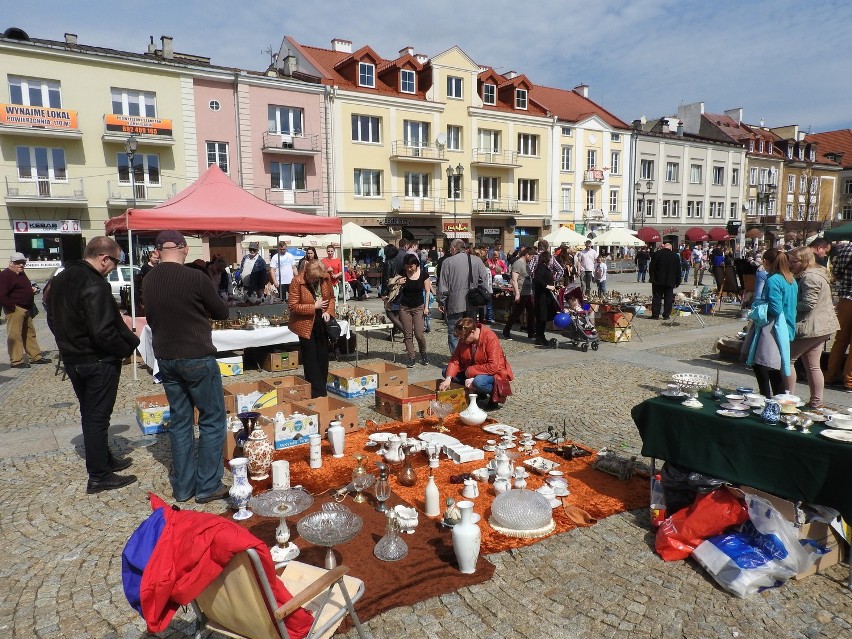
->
xmin=731 ymin=168 xmax=739 ymax=186
xmin=690 ymin=164 xmax=703 ymax=184
xmin=400 ymin=69 xmax=415 ymax=94
xmin=671 ymin=200 xmax=680 ymax=218
xmin=561 ymin=146 xmax=572 ymax=171
xmin=810 ymin=177 xmax=818 ymax=195
xmin=111 ymin=88 xmax=156 ymax=117
xmin=809 ymin=148 xmax=815 ymax=161
xmin=9 ymin=76 xmax=61 ymax=107
xmin=797 ymin=204 xmax=805 ymax=219
xmin=799 ymin=175 xmax=807 ymax=194
xmin=695 ymin=201 xmax=703 ymax=218
xmin=687 ymin=201 xmax=694 ymax=218
xmin=749 ymin=167 xmax=758 ymax=185
xmin=798 ymin=146 xmax=804 ymax=160
xmin=586 ymin=149 xmax=597 ymax=170
xmin=354 ymin=169 xmax=381 ymax=196
xmin=271 ymin=162 xmax=306 ymax=190
xmin=560 ymin=185 xmax=572 ymax=211
xmin=16 ymin=146 xmax=66 ymax=182
xmin=561 ymin=126 xmax=573 ymax=136
xmin=208 ymin=100 xmax=220 ymax=111
xmin=712 ymin=166 xmax=724 ymax=186
xmin=206 ymin=142 xmax=229 ymax=174
xmin=759 ymin=140 xmax=765 ymax=153
xmin=785 ymin=203 xmax=793 ymax=220
xmin=482 ymin=83 xmax=496 ymax=105
xmin=709 ymin=202 xmax=724 ymax=218
xmin=759 ymin=168 xmax=768 ymax=185
xmin=268 ymin=106 xmax=303 ymax=135
xmin=117 ymin=152 xmax=159 ymax=185
xmin=843 ymin=205 xmax=852 ymax=221
xmin=768 ymin=142 xmax=773 ymax=155
xmin=515 ymin=88 xmax=528 ymax=110
xmin=611 ymin=133 xmax=621 ymax=142
xmin=447 ymin=125 xmax=461 ymax=151
xmin=478 ymin=129 xmax=500 ymax=152
xmin=403 ymin=120 xmax=429 ymax=148
xmin=662 ymin=200 xmax=671 ymax=218
xmin=640 ymin=159 xmax=654 ymax=180
xmin=666 ymin=162 xmax=679 ymax=182
xmin=788 ymin=175 xmax=795 ymax=192
xmin=645 ymin=200 xmax=655 ymax=218
xmin=786 ymin=145 xmax=793 ymax=160
xmin=748 ymin=140 xmax=754 ymax=152
xmin=844 ymin=179 xmax=852 ymax=195
xmin=478 ymin=177 xmax=499 ymax=200
xmin=518 ymin=179 xmax=538 ymax=202
xmin=447 ymin=174 xmax=463 ymax=200
xmin=358 ymin=62 xmax=375 ymax=88
xmin=351 ymin=115 xmax=381 ymax=143
xmin=404 ymin=172 xmax=429 ymax=197
xmin=730 ymin=202 xmax=738 ymax=219
xmin=610 ymin=151 xmax=620 ymax=175
xmin=609 ymin=189 xmax=618 ymax=213
xmin=586 ymin=189 xmax=596 ymax=210
xmin=517 ymin=133 xmax=538 ymax=156
xmin=447 ymin=76 xmax=463 ymax=99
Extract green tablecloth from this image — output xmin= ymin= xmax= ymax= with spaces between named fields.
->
xmin=632 ymin=393 xmax=852 ymax=522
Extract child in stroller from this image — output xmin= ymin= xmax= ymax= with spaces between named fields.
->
xmin=555 ymin=283 xmax=600 ymax=352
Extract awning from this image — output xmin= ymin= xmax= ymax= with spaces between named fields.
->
xmin=708 ymin=227 xmax=733 ymax=241
xmin=403 ymin=227 xmax=438 ymax=243
xmin=684 ymin=227 xmax=709 ymax=242
xmin=635 ymin=227 xmax=661 ymax=243
xmin=745 ymin=228 xmax=764 ymax=239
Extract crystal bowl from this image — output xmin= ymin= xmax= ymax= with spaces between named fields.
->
xmin=297 ymin=503 xmax=363 ymax=548
xmin=490 ymin=489 xmax=553 ymax=531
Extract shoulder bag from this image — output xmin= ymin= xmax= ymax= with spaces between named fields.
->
xmin=465 ymin=254 xmax=492 ymax=307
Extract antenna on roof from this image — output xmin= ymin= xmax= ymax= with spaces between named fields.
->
xmin=262 ymin=44 xmax=276 ymax=66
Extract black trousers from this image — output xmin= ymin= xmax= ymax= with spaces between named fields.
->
xmin=752 ymin=364 xmax=784 ymax=398
xmin=66 ymin=360 xmax=122 ymax=481
xmin=299 ymin=319 xmax=329 ymax=398
xmin=504 ymin=294 xmax=535 ymax=337
xmin=651 ymin=284 xmax=675 ymax=318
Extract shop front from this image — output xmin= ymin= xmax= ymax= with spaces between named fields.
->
xmin=12 ymin=219 xmax=84 ymax=270
xmin=348 ymin=215 xmax=442 ymax=249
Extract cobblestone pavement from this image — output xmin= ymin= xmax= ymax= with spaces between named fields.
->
xmin=1 ymin=272 xmax=850 ymax=639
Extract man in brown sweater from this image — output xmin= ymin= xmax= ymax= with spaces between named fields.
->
xmin=143 ymin=230 xmax=230 ymax=504
xmin=0 ymin=252 xmax=50 ymax=368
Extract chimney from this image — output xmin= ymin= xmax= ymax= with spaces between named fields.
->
xmin=573 ymin=83 xmax=589 ymax=98
xmin=160 ymin=35 xmax=173 ymax=60
xmin=724 ymin=107 xmax=743 ymax=124
xmin=676 ymin=121 xmax=684 ymax=137
xmin=147 ymin=36 xmax=156 ymax=54
xmin=64 ymin=33 xmax=77 ymax=46
xmin=415 ymin=53 xmax=429 ymax=64
xmin=505 ymin=70 xmax=518 ymax=80
xmin=282 ymin=54 xmax=298 ymax=76
xmin=399 ymin=45 xmax=414 ymax=57
xmin=331 ymin=38 xmax=352 ymax=53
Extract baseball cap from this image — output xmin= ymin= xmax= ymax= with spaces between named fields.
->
xmin=248 ymin=242 xmax=260 ymax=250
xmin=155 ymin=230 xmax=186 ymax=249
xmin=10 ymin=252 xmax=26 ymax=263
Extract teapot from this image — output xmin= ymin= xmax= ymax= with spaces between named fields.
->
xmin=493 ymin=476 xmax=511 ymax=496
xmin=383 ymin=435 xmax=406 ymax=463
xmin=462 ymin=478 xmax=479 ymax=499
xmin=493 ymin=450 xmax=514 ymax=478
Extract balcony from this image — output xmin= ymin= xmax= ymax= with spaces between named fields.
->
xmin=4 ymin=177 xmax=87 ymax=206
xmin=107 ymin=181 xmax=177 ymax=208
xmin=471 ymin=198 xmax=519 ymax=213
xmin=0 ymin=104 xmax=82 ymax=139
xmin=262 ymin=131 xmax=321 ymax=155
xmin=265 ymin=189 xmax=322 ymax=211
xmin=391 ymin=197 xmax=446 ymax=213
xmin=101 ymin=114 xmax=175 ymax=146
xmin=583 ymin=169 xmax=605 ymax=185
xmin=390 ymin=142 xmax=446 ymax=163
xmin=470 ymin=149 xmax=521 ymax=167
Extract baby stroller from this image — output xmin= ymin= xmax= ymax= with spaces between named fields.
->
xmin=553 ymin=283 xmax=600 ymax=352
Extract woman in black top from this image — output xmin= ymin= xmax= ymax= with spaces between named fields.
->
xmin=398 ymin=253 xmax=432 ymax=367
xmin=532 ymin=251 xmax=558 ymax=345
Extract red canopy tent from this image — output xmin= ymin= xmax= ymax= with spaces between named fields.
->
xmin=105 ymin=164 xmax=341 ymax=236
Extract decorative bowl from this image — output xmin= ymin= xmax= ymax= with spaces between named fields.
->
xmin=490 ymin=489 xmax=554 ymax=530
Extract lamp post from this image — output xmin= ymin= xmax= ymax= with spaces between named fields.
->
xmin=124 ymin=135 xmax=139 ymax=381
xmin=446 ymin=163 xmax=464 ymax=243
xmin=634 ymin=180 xmax=652 ymax=230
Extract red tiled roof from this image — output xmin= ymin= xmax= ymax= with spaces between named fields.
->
xmin=530 ymin=84 xmax=629 ymax=129
xmin=703 ymin=113 xmax=785 ymax=158
xmin=805 ymin=129 xmax=852 ymax=168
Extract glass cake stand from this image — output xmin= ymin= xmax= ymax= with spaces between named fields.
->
xmin=249 ymin=488 xmax=314 ymax=564
xmin=671 ymin=373 xmax=711 ymax=409
xmin=297 ymin=503 xmax=363 ymax=569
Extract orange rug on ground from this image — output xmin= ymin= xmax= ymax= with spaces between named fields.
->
xmin=252 ymin=414 xmax=649 ymax=555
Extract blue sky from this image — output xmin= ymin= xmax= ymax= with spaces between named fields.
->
xmin=6 ymin=0 xmax=852 ymax=131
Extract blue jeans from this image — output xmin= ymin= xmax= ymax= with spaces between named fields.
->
xmin=158 ymin=356 xmax=227 ymax=501
xmin=637 ymin=265 xmax=647 ymax=282
xmin=596 ymin=280 xmax=607 ymax=295
xmin=441 ymin=367 xmax=494 ymax=396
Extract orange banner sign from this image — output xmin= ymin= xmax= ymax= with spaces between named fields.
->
xmin=0 ymin=104 xmax=78 ymax=129
xmin=104 ymin=113 xmax=173 ymax=137
xmin=443 ymin=222 xmax=470 ymax=233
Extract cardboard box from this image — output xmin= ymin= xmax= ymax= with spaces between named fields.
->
xmin=596 ymin=311 xmax=634 ymax=328
xmin=359 ymin=360 xmax=408 ymax=388
xmin=326 ymin=366 xmax=378 ymax=398
xmin=794 ymin=521 xmax=848 ymax=579
xmin=597 ymin=325 xmax=632 ymax=343
xmin=375 ymin=384 xmax=437 ymax=422
xmin=217 ymin=353 xmax=243 ymax=377
xmin=259 ymin=375 xmax=312 ymax=404
xmin=738 ymin=487 xmax=799 ymax=522
xmin=136 ymin=393 xmax=170 ymax=435
xmin=223 ymin=381 xmax=279 ymax=415
xmin=260 ymin=350 xmax=300 ymax=372
xmin=292 ymin=396 xmax=359 ymax=436
xmin=253 ymin=404 xmax=318 ymax=449
xmin=411 ymin=379 xmax=467 ymax=413
xmin=224 ymin=418 xmax=275 ymax=460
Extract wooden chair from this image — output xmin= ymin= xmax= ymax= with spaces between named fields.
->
xmin=190 ymin=548 xmax=370 ymax=639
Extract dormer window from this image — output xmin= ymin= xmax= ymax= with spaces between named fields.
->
xmin=515 ymin=88 xmax=528 ymax=110
xmin=786 ymin=145 xmax=793 ymax=159
xmin=768 ymin=142 xmax=773 ymax=154
xmin=400 ymin=69 xmax=415 ymax=94
xmin=748 ymin=140 xmax=754 ymax=152
xmin=358 ymin=62 xmax=375 ymax=88
xmin=447 ymin=76 xmax=463 ymax=99
xmin=798 ymin=146 xmax=804 ymax=160
xmin=758 ymin=140 xmax=764 ymax=153
xmin=482 ymin=83 xmax=496 ymax=105
xmin=809 ymin=148 xmax=815 ymax=161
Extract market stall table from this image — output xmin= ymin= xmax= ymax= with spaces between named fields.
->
xmin=342 ymin=323 xmax=395 ymax=365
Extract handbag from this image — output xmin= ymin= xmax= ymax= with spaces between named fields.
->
xmin=465 ymin=254 xmax=492 ymax=307
xmin=325 ymin=316 xmax=342 ymax=341
xmin=491 ymin=378 xmax=512 ymax=404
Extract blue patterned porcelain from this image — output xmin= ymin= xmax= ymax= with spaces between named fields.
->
xmin=761 ymin=399 xmax=780 ymax=424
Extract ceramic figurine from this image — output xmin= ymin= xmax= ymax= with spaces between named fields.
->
xmin=444 ymin=498 xmax=462 ymax=526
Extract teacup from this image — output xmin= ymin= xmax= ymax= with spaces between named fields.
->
xmin=779 ymin=402 xmax=798 ymax=415
xmin=725 ymin=394 xmax=745 ymax=403
xmin=828 ymin=413 xmax=852 ymax=425
xmin=547 ymin=477 xmax=568 ymax=490
xmin=472 ymin=468 xmax=490 ymax=482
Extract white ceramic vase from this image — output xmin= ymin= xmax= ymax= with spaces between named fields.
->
xmin=425 ymin=474 xmax=440 ymax=517
xmin=452 ymin=500 xmax=481 ymax=574
xmin=228 ymin=457 xmax=253 ymax=520
xmin=327 ymin=420 xmax=346 ymax=458
xmin=459 ymin=393 xmax=487 ymax=426
xmin=244 ymin=428 xmax=274 ymax=480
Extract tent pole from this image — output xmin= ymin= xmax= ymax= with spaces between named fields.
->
xmin=128 ymin=227 xmax=138 ymax=381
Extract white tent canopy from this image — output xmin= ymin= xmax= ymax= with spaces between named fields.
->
xmin=543 ymin=226 xmax=588 ymax=246
xmin=591 ymin=227 xmax=646 ymax=247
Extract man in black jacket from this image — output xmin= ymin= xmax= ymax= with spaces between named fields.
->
xmin=648 ymin=243 xmax=682 ymax=320
xmin=47 ymin=236 xmax=140 ymax=494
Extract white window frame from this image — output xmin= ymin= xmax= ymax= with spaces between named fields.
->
xmin=117 ymin=152 xmax=159 ymax=186
xmin=759 ymin=140 xmax=765 ymax=153
xmin=666 ymin=161 xmax=679 ymax=182
xmin=111 ymin=87 xmax=156 ymax=117
xmin=447 ymin=76 xmax=463 ymax=99
xmin=645 ymin=199 xmax=655 ymax=218
xmin=800 ymin=175 xmax=807 ymax=194
xmin=730 ymin=202 xmax=738 ymax=219
xmin=478 ymin=176 xmax=499 ymax=200
xmin=662 ymin=200 xmax=671 ymax=218
xmin=712 ymin=166 xmax=724 ymax=186
xmin=695 ymin=201 xmax=703 ymax=218
xmin=809 ymin=148 xmax=815 ymax=161
xmin=446 ymin=125 xmax=461 ymax=151
xmin=561 ymin=146 xmax=572 ymax=171
xmin=686 ymin=201 xmax=694 ymax=218
xmin=404 ymin=172 xmax=429 ymax=197
xmin=268 ymin=105 xmax=304 ymax=135
xmin=358 ymin=62 xmax=375 ymax=88
xmin=586 ymin=149 xmax=597 ymax=170
xmin=785 ymin=203 xmax=793 ymax=220
xmin=748 ymin=140 xmax=755 ymax=152
xmin=482 ymin=83 xmax=496 ymax=105
xmin=16 ymin=146 xmax=67 ymax=182
xmin=9 ymin=76 xmax=62 ymax=107
xmin=515 ymin=88 xmax=528 ymax=110
xmin=206 ymin=141 xmax=229 ymax=174
xmin=586 ymin=189 xmax=596 ymax=210
xmin=768 ymin=142 xmax=774 ymax=154
xmin=671 ymin=200 xmax=680 ymax=219
xmin=351 ymin=115 xmax=381 ymax=143
xmin=403 ymin=120 xmax=429 ymax=148
xmin=447 ymin=174 xmax=463 ymax=200
xmin=270 ymin=162 xmax=306 ymax=191
xmin=561 ymin=126 xmax=573 ymax=136
xmin=810 ymin=177 xmax=818 ymax=195
xmin=690 ymin=164 xmax=703 ymax=184
xmin=640 ymin=159 xmax=654 ymax=180
xmin=844 ymin=179 xmax=852 ymax=195
xmin=518 ymin=179 xmax=538 ymax=202
xmin=609 ymin=189 xmax=618 ymax=213
xmin=788 ymin=175 xmax=795 ymax=192
xmin=518 ymin=133 xmax=538 ymax=156
xmin=400 ymin=69 xmax=415 ymax=94
xmin=731 ymin=167 xmax=739 ymax=186
xmin=610 ymin=151 xmax=620 ymax=175
xmin=749 ymin=167 xmax=758 ymax=185
xmin=354 ymin=169 xmax=381 ymax=197
xmin=786 ymin=145 xmax=793 ymax=159
xmin=560 ymin=184 xmax=572 ymax=211
xmin=611 ymin=133 xmax=621 ymax=142
xmin=478 ymin=129 xmax=500 ymax=152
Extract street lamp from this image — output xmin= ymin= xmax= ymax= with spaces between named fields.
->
xmin=634 ymin=180 xmax=652 ymax=229
xmin=124 ymin=135 xmax=139 ymax=381
xmin=446 ymin=163 xmax=464 ymax=242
